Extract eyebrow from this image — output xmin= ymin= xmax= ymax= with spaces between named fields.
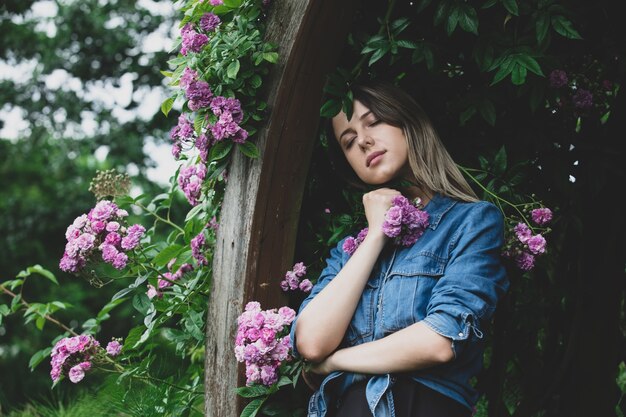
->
xmin=338 ymin=111 xmax=373 ymax=143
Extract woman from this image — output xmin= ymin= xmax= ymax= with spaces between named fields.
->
xmin=289 ymin=81 xmax=508 ymax=417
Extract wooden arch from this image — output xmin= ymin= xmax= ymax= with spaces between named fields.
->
xmin=204 ymin=1 xmax=358 ymax=415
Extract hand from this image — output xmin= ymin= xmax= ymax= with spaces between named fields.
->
xmin=300 ymin=353 xmax=337 ymax=391
xmin=363 ymin=188 xmax=401 ymax=237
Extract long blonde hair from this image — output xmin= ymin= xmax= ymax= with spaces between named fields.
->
xmin=327 ymin=81 xmax=478 ymax=202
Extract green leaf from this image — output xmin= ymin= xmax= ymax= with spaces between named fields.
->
xmin=368 ymin=44 xmax=390 ymax=66
xmin=238 ymin=142 xmax=260 ymax=159
xmin=194 ymin=114 xmax=206 ymax=135
xmin=502 ymin=0 xmax=519 ymax=15
xmin=29 ymin=347 xmax=51 ymax=371
xmin=35 ymin=315 xmax=46 ymax=331
xmin=459 ymin=105 xmax=477 ymax=126
xmin=458 ymin=5 xmax=479 ymax=35
xmin=490 ymin=57 xmax=515 ymax=85
xmin=227 ymin=59 xmax=241 ymax=79
xmin=478 ymin=99 xmax=496 ymax=126
xmin=185 ymin=203 xmax=205 ymax=222
xmin=262 ymin=52 xmax=279 ymax=64
xmin=434 ymin=1 xmax=451 ymax=26
xmin=132 ymin=293 xmax=151 ymax=315
xmin=223 ymin=0 xmax=242 ymax=8
xmin=235 ymin=385 xmax=271 ymax=398
xmin=208 ymin=140 xmax=234 ymax=161
xmin=396 ymin=39 xmax=418 ymax=49
xmin=481 ymin=0 xmax=498 ymax=8
xmin=111 ymin=287 xmax=134 ymax=302
xmin=494 ymin=146 xmax=508 ymax=175
xmin=320 ymin=99 xmax=342 ymax=118
xmin=161 ymin=97 xmax=175 ymax=117
xmin=153 ymin=244 xmax=184 ymax=268
xmin=446 ymin=4 xmax=460 ymax=36
xmin=250 ymin=74 xmax=262 ymax=89
xmin=239 ymin=398 xmax=265 ymax=417
xmin=123 ymin=326 xmax=144 ymax=352
xmin=515 ymin=54 xmax=544 ymax=76
xmin=536 ymin=12 xmax=550 ymax=44
xmin=160 ymin=70 xmax=173 ymax=77
xmin=511 ymin=64 xmax=527 ymax=85
xmin=551 ymin=15 xmax=582 ymax=39
xmin=17 ymin=265 xmax=58 ymax=285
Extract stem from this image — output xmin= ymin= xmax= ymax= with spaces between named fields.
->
xmin=458 ymin=165 xmax=532 ymax=225
xmin=351 ymin=0 xmax=398 ymax=76
xmin=101 ymin=368 xmax=203 ymax=395
xmin=0 ymin=285 xmax=79 ymax=336
xmin=134 ymin=201 xmax=185 ymax=235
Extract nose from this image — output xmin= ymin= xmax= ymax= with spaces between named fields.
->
xmin=356 ymin=133 xmax=374 ymax=148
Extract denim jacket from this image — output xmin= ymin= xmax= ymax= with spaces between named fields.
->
xmin=290 ymin=193 xmax=509 ymax=417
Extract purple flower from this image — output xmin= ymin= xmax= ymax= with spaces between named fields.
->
xmin=531 ymin=207 xmax=553 ymax=225
xmin=602 ymin=79 xmax=613 ymax=91
xmin=572 ymin=88 xmax=593 ymax=109
xmin=112 ymin=252 xmax=128 ymax=270
xmin=549 ymin=69 xmax=568 ymax=88
xmin=106 ymin=221 xmax=120 ymax=232
xmin=186 ymin=80 xmax=213 ymax=111
xmin=299 ymin=279 xmax=313 ymax=292
xmin=121 ymin=224 xmax=145 ymax=250
xmin=191 ymin=232 xmax=208 ymax=265
xmin=106 ymin=340 xmax=122 ymax=356
xmin=514 ymin=222 xmax=532 ymax=244
xmin=68 ymin=365 xmax=85 ymax=383
xmin=147 ymin=284 xmax=161 ymax=299
xmin=195 ymin=133 xmax=211 ymax=163
xmin=527 ymin=234 xmax=547 ymax=255
xmin=90 ymin=200 xmax=118 ymax=221
xmin=209 ymin=0 xmax=223 ymax=5
xmin=200 ymin=12 xmax=221 ymax=32
xmin=515 ymin=252 xmax=535 ymax=271
xmin=180 ymin=25 xmax=209 ymax=56
xmin=178 ymin=164 xmax=207 ymax=206
xmin=180 ymin=67 xmax=198 ymax=90
xmin=170 ymin=115 xmax=195 ymax=141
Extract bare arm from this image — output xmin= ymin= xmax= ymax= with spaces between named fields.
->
xmin=295 ymin=233 xmax=386 ymax=361
xmin=310 ymin=321 xmax=454 ymax=375
xmin=295 ymin=188 xmax=400 ymax=362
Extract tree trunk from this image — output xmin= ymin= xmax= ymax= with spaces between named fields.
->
xmin=203 ymin=1 xmax=358 ymax=415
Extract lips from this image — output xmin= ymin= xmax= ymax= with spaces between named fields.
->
xmin=366 ymin=150 xmax=386 ymax=167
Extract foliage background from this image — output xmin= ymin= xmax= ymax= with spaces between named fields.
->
xmin=0 ymin=0 xmax=624 ymax=417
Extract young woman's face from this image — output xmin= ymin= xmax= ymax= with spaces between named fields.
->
xmin=332 ymin=100 xmax=410 ymax=185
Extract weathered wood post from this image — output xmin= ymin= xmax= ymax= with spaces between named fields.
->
xmin=204 ymin=1 xmax=358 ymax=415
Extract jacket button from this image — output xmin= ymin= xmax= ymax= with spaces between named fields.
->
xmin=458 ymin=332 xmax=463 ymax=337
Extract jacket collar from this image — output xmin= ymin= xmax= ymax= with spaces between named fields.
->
xmin=423 ymin=193 xmax=457 ymax=230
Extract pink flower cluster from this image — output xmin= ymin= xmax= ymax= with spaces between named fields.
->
xmin=147 ymin=258 xmax=194 ymax=299
xmin=180 ymin=24 xmax=209 ymax=56
xmin=503 ymin=207 xmax=553 ymax=271
xmin=178 ymin=163 xmax=207 ymax=206
xmin=343 ymin=196 xmax=429 ymax=255
xmin=59 ymin=201 xmax=145 ymax=273
xmin=280 ymin=262 xmax=312 ymax=293
xmin=191 ymin=231 xmax=209 ymax=265
xmin=381 ymin=196 xmax=430 ymax=246
xmin=342 ymin=227 xmax=369 ymax=256
xmin=234 ymin=302 xmax=295 ymax=386
xmin=51 ymin=335 xmax=123 ymax=383
xmin=50 ymin=335 xmax=100 ymax=383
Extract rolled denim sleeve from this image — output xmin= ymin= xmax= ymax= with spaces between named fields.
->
xmin=421 ymin=202 xmax=508 ymax=358
xmin=289 ymin=238 xmax=347 ymax=359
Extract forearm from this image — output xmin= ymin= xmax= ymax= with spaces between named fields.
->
xmin=296 ymin=234 xmax=387 ymax=361
xmin=324 ymin=322 xmax=454 ymax=374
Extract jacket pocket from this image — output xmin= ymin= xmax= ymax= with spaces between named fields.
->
xmin=379 ymin=252 xmax=446 ymax=334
